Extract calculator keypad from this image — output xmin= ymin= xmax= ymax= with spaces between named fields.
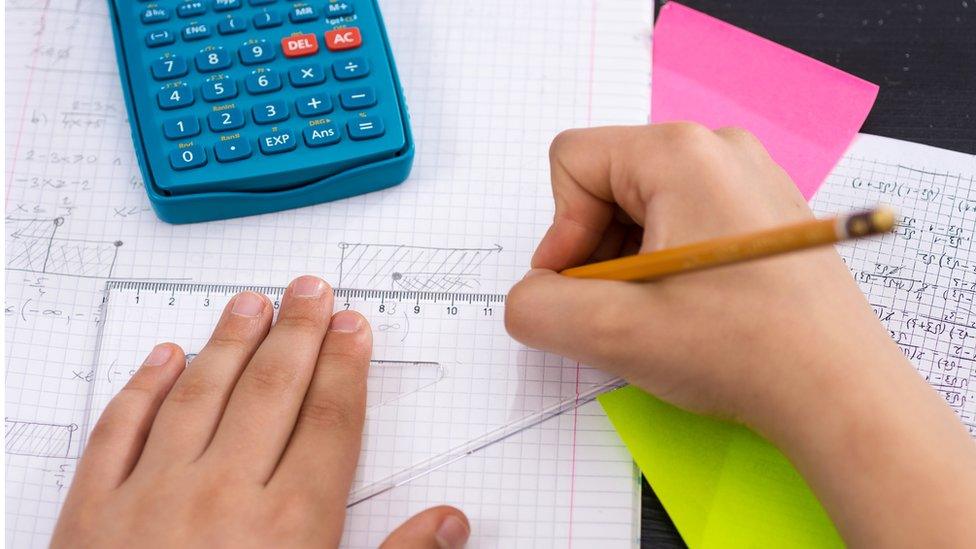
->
xmin=120 ymin=0 xmax=405 ymax=195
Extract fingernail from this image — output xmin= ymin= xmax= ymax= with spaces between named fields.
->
xmin=329 ymin=311 xmax=362 ymax=333
xmin=292 ymin=276 xmax=325 ymax=298
xmin=435 ymin=515 xmax=469 ymax=549
xmin=144 ymin=344 xmax=173 ymax=367
xmin=231 ymin=292 xmax=265 ymax=317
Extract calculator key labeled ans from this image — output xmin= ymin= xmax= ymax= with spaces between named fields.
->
xmin=258 ymin=129 xmax=297 ymax=155
xmin=252 ymin=100 xmax=289 ymax=124
xmin=169 ymin=145 xmax=207 ymax=170
xmin=281 ymin=33 xmax=319 ymax=58
xmin=325 ymin=27 xmax=362 ymax=51
xmin=348 ymin=116 xmax=385 ymax=140
xmin=303 ymin=122 xmax=341 ymax=147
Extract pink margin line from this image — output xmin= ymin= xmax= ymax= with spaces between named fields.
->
xmin=6 ymin=1 xmax=51 ymax=201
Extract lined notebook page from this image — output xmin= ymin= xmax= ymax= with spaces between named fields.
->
xmin=4 ymin=1 xmax=652 ymax=546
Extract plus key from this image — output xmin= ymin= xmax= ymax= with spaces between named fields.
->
xmin=281 ymin=33 xmax=319 ymax=58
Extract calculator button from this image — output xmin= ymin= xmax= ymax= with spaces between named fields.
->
xmin=213 ymin=0 xmax=242 ymax=11
xmin=169 ymin=145 xmax=207 ymax=170
xmin=214 ymin=138 xmax=253 ymax=162
xmin=288 ymin=64 xmax=325 ymax=87
xmin=208 ymin=108 xmax=246 ymax=132
xmin=325 ymin=27 xmax=362 ymax=51
xmin=195 ymin=48 xmax=232 ymax=72
xmin=162 ymin=115 xmax=201 ymax=140
xmin=202 ymin=78 xmax=238 ymax=101
xmin=218 ymin=15 xmax=247 ymax=34
xmin=290 ymin=4 xmax=318 ymax=22
xmin=141 ymin=7 xmax=171 ymax=24
xmin=339 ymin=87 xmax=377 ymax=110
xmin=182 ymin=22 xmax=212 ymax=41
xmin=332 ymin=57 xmax=369 ymax=80
xmin=252 ymin=100 xmax=289 ymax=124
xmin=303 ymin=123 xmax=341 ymax=147
xmin=145 ymin=30 xmax=175 ymax=47
xmin=253 ymin=10 xmax=283 ymax=29
xmin=281 ymin=34 xmax=319 ymax=58
xmin=245 ymin=70 xmax=282 ymax=94
xmin=158 ymin=84 xmax=195 ymax=109
xmin=325 ymin=2 xmax=354 ymax=17
xmin=151 ymin=56 xmax=188 ymax=80
xmin=295 ymin=93 xmax=333 ymax=117
xmin=177 ymin=1 xmax=207 ymax=18
xmin=348 ymin=116 xmax=385 ymax=140
xmin=239 ymin=41 xmax=276 ymax=65
xmin=249 ymin=0 xmax=276 ymax=5
xmin=258 ymin=130 xmax=297 ymax=154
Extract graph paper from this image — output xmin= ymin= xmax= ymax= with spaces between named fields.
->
xmin=4 ymin=1 xmax=652 ymax=546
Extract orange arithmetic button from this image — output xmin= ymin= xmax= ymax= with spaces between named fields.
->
xmin=281 ymin=33 xmax=319 ymax=58
xmin=325 ymin=27 xmax=362 ymax=51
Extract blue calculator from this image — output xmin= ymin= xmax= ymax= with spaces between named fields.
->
xmin=109 ymin=0 xmax=414 ymax=223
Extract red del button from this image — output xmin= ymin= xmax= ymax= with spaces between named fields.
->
xmin=325 ymin=27 xmax=362 ymax=51
xmin=281 ymin=33 xmax=319 ymax=57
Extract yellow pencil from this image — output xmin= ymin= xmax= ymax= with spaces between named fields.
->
xmin=561 ymin=207 xmax=896 ymax=281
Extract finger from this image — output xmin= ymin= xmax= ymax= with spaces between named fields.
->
xmin=205 ymin=276 xmax=334 ymax=481
xmin=269 ymin=310 xmax=371 ymax=519
xmin=505 ymin=270 xmax=654 ymax=370
xmin=72 ymin=343 xmax=185 ymax=493
xmin=532 ymin=123 xmax=725 ymax=271
xmin=135 ymin=292 xmax=272 ymax=469
xmin=380 ymin=506 xmax=470 ymax=549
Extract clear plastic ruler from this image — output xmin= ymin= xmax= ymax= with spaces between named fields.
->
xmin=90 ymin=281 xmax=623 ymax=504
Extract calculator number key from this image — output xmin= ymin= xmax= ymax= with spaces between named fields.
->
xmin=348 ymin=116 xmax=385 ymax=140
xmin=332 ymin=57 xmax=369 ymax=80
xmin=239 ymin=41 xmax=276 ymax=65
xmin=325 ymin=27 xmax=362 ymax=51
xmin=151 ymin=56 xmax=188 ymax=80
xmin=245 ymin=70 xmax=282 ymax=94
xmin=169 ymin=145 xmax=207 ymax=170
xmin=162 ymin=115 xmax=201 ymax=140
xmin=252 ymin=100 xmax=290 ymax=124
xmin=208 ymin=109 xmax=246 ymax=132
xmin=195 ymin=48 xmax=232 ymax=72
xmin=296 ymin=93 xmax=333 ymax=117
xmin=258 ymin=130 xmax=297 ymax=155
xmin=158 ymin=84 xmax=195 ymax=110
xmin=202 ymin=78 xmax=238 ymax=102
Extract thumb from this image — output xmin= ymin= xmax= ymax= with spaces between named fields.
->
xmin=505 ymin=269 xmax=652 ymax=369
xmin=380 ymin=506 xmax=470 ymax=549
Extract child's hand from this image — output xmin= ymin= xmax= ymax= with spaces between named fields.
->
xmin=52 ymin=276 xmax=469 ymax=549
xmin=506 ymin=124 xmax=976 ymax=547
xmin=505 ymin=123 xmax=894 ymax=430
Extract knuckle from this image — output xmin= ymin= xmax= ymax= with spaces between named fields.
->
xmin=548 ymin=128 xmax=585 ymax=160
xmin=274 ymin=313 xmax=326 ymax=334
xmin=298 ymin=397 xmax=360 ymax=431
xmin=243 ymin=362 xmax=302 ymax=394
xmin=320 ymin=345 xmax=369 ymax=370
xmin=165 ymin=375 xmax=222 ymax=405
xmin=206 ymin=329 xmax=253 ymax=354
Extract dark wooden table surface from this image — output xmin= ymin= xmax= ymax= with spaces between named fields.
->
xmin=641 ymin=1 xmax=975 ymax=546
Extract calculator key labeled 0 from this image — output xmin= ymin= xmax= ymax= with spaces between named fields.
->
xmin=110 ymin=0 xmax=413 ymax=221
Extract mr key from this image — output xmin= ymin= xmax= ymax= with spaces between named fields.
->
xmin=109 ymin=0 xmax=414 ymax=223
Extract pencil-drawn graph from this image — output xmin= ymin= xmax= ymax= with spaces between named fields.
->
xmin=337 ymin=242 xmax=503 ymax=291
xmin=6 ymin=217 xmax=122 ymax=278
xmin=367 ymin=360 xmax=444 ymax=412
xmin=5 ymin=419 xmax=79 ymax=459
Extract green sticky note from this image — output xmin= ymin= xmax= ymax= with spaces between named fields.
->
xmin=598 ymin=386 xmax=843 ymax=548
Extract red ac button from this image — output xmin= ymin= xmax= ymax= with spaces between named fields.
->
xmin=325 ymin=27 xmax=362 ymax=51
xmin=281 ymin=33 xmax=319 ymax=58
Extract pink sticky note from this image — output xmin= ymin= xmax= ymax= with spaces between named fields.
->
xmin=652 ymin=3 xmax=879 ymax=199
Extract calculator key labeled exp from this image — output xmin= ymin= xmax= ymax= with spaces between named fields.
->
xmin=214 ymin=139 xmax=252 ymax=162
xmin=258 ymin=130 xmax=297 ymax=155
xmin=296 ymin=93 xmax=333 ymax=117
xmin=169 ymin=145 xmax=207 ymax=170
xmin=347 ymin=116 xmax=385 ymax=140
xmin=288 ymin=64 xmax=325 ymax=87
xmin=325 ymin=27 xmax=362 ymax=51
xmin=162 ymin=115 xmax=201 ymax=140
xmin=332 ymin=57 xmax=369 ymax=80
xmin=281 ymin=33 xmax=319 ymax=58
xmin=252 ymin=100 xmax=289 ymax=124
xmin=303 ymin=123 xmax=341 ymax=147
xmin=208 ymin=109 xmax=245 ymax=132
